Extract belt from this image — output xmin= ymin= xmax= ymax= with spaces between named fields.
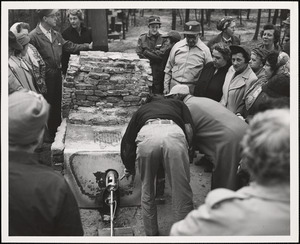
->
xmin=146 ymin=119 xmax=174 ymax=125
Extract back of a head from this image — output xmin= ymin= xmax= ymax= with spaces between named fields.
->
xmin=241 ymin=109 xmax=290 ymax=185
xmin=9 ymin=90 xmax=49 ymax=149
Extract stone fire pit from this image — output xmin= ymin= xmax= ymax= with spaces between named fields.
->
xmin=51 ymin=51 xmax=152 ymax=208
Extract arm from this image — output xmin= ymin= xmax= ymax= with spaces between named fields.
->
xmin=62 ymin=37 xmax=91 ymax=54
xmin=120 ymin=113 xmax=139 ymax=174
xmin=163 ymin=46 xmax=176 ymax=94
xmin=136 ymin=35 xmax=147 ymax=59
xmin=53 ymin=180 xmax=84 ymax=236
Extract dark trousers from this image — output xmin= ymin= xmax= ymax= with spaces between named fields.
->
xmin=44 ymin=69 xmax=62 ymax=138
xmin=151 ymin=63 xmax=164 ymax=94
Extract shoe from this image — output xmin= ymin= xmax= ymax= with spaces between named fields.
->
xmin=195 ymin=155 xmax=213 ymax=173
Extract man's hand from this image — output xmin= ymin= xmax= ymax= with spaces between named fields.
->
xmin=120 ymin=168 xmax=135 ymax=180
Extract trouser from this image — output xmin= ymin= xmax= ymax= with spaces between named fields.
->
xmin=151 ymin=63 xmax=164 ymax=94
xmin=136 ymin=123 xmax=193 ymax=236
xmin=44 ymin=69 xmax=62 ymax=138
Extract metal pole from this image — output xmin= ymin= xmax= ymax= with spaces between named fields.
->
xmin=110 ymin=190 xmax=114 ymax=236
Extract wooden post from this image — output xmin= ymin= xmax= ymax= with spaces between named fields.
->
xmin=87 ymin=9 xmax=108 ymax=51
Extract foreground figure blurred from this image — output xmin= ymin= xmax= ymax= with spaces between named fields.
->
xmin=170 ymin=108 xmax=290 ymax=235
xmin=9 ymin=90 xmax=83 ymax=236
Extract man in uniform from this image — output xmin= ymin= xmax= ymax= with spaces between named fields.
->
xmin=136 ymin=16 xmax=164 ymax=94
xmin=170 ymin=108 xmax=290 ymax=236
xmin=164 ymin=21 xmax=212 ymax=95
xmin=29 ymin=9 xmax=93 ymax=142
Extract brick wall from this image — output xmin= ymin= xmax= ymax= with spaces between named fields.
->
xmin=62 ymin=51 xmax=152 ymax=118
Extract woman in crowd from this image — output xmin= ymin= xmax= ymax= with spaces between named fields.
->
xmin=10 ymin=22 xmax=47 ymax=95
xmin=207 ymin=16 xmax=240 ymax=50
xmin=171 ymin=108 xmax=290 ymax=236
xmin=258 ymin=23 xmax=281 ymax=52
xmin=220 ymin=45 xmax=257 ymax=114
xmin=194 ymin=42 xmax=231 ymax=102
xmin=236 ymin=47 xmax=268 ymax=120
xmin=62 ymin=9 xmax=93 ymax=75
xmin=8 ymin=28 xmax=38 ymax=94
xmin=264 ymin=50 xmax=290 ymax=80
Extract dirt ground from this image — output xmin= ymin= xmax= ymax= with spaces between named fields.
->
xmin=37 ymin=9 xmax=274 ymax=237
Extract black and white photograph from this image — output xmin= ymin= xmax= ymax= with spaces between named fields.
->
xmin=1 ymin=1 xmax=298 ymax=243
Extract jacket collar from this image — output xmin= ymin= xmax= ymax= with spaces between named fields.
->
xmin=36 ymin=24 xmax=58 ymax=43
xmin=238 ymin=182 xmax=290 ymax=203
xmin=177 ymin=38 xmax=207 ymax=51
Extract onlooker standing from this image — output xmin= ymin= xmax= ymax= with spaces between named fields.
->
xmin=166 ymin=85 xmax=248 ymax=191
xmin=258 ymin=23 xmax=281 ymax=52
xmin=8 ymin=29 xmax=38 ymax=94
xmin=10 ymin=22 xmax=47 ymax=95
xmin=236 ymin=47 xmax=269 ymax=120
xmin=194 ymin=42 xmax=231 ymax=102
xmin=136 ymin=16 xmax=164 ymax=94
xmin=9 ymin=90 xmax=83 ymax=236
xmin=281 ymin=16 xmax=290 ymax=56
xmin=121 ymin=94 xmax=194 ymax=236
xmin=170 ymin=108 xmax=290 ymax=236
xmin=62 ymin=9 xmax=93 ymax=75
xmin=207 ymin=16 xmax=240 ymax=50
xmin=220 ymin=45 xmax=257 ymax=114
xmin=29 ymin=9 xmax=92 ymax=142
xmin=8 ymin=31 xmax=24 ymax=94
xmin=164 ymin=21 xmax=212 ymax=95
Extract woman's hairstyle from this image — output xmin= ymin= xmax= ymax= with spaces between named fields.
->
xmin=265 ymin=50 xmax=280 ymax=73
xmin=216 ymin=16 xmax=234 ymax=31
xmin=211 ymin=42 xmax=231 ymax=63
xmin=260 ymin=23 xmax=281 ymax=45
xmin=241 ymin=108 xmax=290 ymax=185
xmin=66 ymin=9 xmax=84 ymax=21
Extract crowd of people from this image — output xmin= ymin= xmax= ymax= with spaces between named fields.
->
xmin=8 ymin=10 xmax=291 ymax=237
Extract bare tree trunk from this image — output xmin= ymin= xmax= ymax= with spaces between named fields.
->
xmin=239 ymin=9 xmax=242 ymax=25
xmin=133 ymin=9 xmax=136 ymax=27
xmin=194 ymin=9 xmax=198 ymax=21
xmin=201 ymin=9 xmax=204 ymax=37
xmin=224 ymin=9 xmax=227 ymax=16
xmin=185 ymin=9 xmax=190 ymax=23
xmin=268 ymin=9 xmax=272 ymax=23
xmin=272 ymin=9 xmax=279 ymax=25
xmin=206 ymin=9 xmax=211 ymax=27
xmin=172 ymin=9 xmax=177 ymax=30
xmin=177 ymin=9 xmax=183 ymax=25
xmin=253 ymin=9 xmax=262 ymax=40
xmin=247 ymin=9 xmax=251 ymax=19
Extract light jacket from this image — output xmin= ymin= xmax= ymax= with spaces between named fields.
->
xmin=170 ymin=182 xmax=290 ymax=236
xmin=220 ymin=64 xmax=257 ymax=114
xmin=164 ymin=38 xmax=212 ymax=92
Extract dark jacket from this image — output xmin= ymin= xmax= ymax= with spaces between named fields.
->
xmin=9 ymin=151 xmax=83 ymax=236
xmin=61 ymin=25 xmax=92 ymax=74
xmin=194 ymin=61 xmax=231 ymax=102
xmin=207 ymin=33 xmax=240 ymax=50
xmin=121 ymin=96 xmax=195 ymax=172
xmin=29 ymin=24 xmax=90 ymax=76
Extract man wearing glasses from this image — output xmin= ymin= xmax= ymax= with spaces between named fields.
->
xmin=29 ymin=9 xmax=92 ymax=142
xmin=164 ymin=21 xmax=212 ymax=95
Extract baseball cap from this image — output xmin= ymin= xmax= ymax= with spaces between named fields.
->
xmin=165 ymin=84 xmax=190 ymax=97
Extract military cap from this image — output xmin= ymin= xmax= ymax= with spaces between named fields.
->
xmin=182 ymin=21 xmax=200 ymax=35
xmin=148 ymin=16 xmax=161 ymax=26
